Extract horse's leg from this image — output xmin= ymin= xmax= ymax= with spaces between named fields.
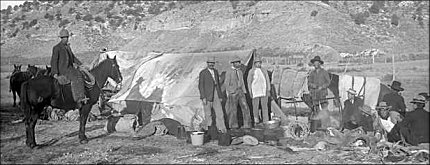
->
xmin=12 ymin=91 xmax=16 ymax=107
xmin=78 ymin=103 xmax=92 ymax=144
xmin=25 ymin=106 xmax=39 ymax=148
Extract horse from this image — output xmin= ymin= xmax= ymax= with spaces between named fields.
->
xmin=11 ymin=64 xmax=22 ymax=75
xmin=9 ymin=65 xmax=34 ymax=107
xmin=27 ymin=65 xmax=51 ymax=78
xmin=20 ymin=55 xmax=122 ymax=148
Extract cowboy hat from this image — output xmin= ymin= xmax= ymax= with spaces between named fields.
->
xmin=207 ymin=56 xmax=216 ymax=63
xmin=410 ymin=95 xmax=426 ymax=104
xmin=230 ymin=56 xmax=241 ymax=63
xmin=376 ymin=101 xmax=392 ymax=110
xmin=310 ymin=56 xmax=324 ymax=64
xmin=347 ymin=88 xmax=357 ymax=95
xmin=254 ymin=57 xmax=262 ymax=63
xmin=388 ymin=81 xmax=404 ymax=91
xmin=58 ymin=28 xmax=71 ymax=38
xmin=418 ymin=92 xmax=430 ymax=101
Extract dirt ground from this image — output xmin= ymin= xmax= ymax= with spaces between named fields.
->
xmin=1 ymin=59 xmax=428 ymax=164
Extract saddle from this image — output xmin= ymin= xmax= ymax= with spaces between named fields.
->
xmin=55 ymin=69 xmax=95 ymax=89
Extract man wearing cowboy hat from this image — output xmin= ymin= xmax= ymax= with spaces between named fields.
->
xmin=341 ymin=88 xmax=364 ymax=130
xmin=50 ymin=28 xmax=88 ymax=108
xmin=307 ymin=56 xmax=331 ymax=132
xmin=224 ymin=56 xmax=252 ymax=129
xmin=388 ymin=95 xmax=429 ymax=145
xmin=198 ymin=57 xmax=227 ymax=133
xmin=383 ymin=81 xmax=407 ymax=117
xmin=247 ymin=57 xmax=271 ymax=124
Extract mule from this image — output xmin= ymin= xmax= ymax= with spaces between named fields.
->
xmin=20 ymin=55 xmax=122 ymax=148
xmin=27 ymin=65 xmax=51 ymax=78
xmin=9 ymin=65 xmax=33 ymax=107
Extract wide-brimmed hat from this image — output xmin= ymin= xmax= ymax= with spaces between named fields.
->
xmin=376 ymin=101 xmax=391 ymax=110
xmin=58 ymin=28 xmax=70 ymax=38
xmin=254 ymin=57 xmax=262 ymax=63
xmin=359 ymin=105 xmax=373 ymax=116
xmin=410 ymin=95 xmax=426 ymax=104
xmin=310 ymin=56 xmax=324 ymax=64
xmin=388 ymin=81 xmax=404 ymax=91
xmin=347 ymin=88 xmax=357 ymax=95
xmin=418 ymin=92 xmax=430 ymax=101
xmin=230 ymin=56 xmax=241 ymax=63
xmin=207 ymin=57 xmax=216 ymax=63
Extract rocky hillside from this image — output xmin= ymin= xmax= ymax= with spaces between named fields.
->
xmin=1 ymin=0 xmax=428 ymax=65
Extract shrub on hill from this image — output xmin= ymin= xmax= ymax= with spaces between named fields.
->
xmin=391 ymin=14 xmax=399 ymax=26
xmin=75 ymin=12 xmax=82 ymax=20
xmin=83 ymin=14 xmax=93 ymax=21
xmin=29 ymin=19 xmax=38 ymax=28
xmin=369 ymin=1 xmax=385 ymax=14
xmin=95 ymin=16 xmax=105 ymax=23
xmin=59 ymin=19 xmax=71 ymax=28
xmin=44 ymin=13 xmax=54 ymax=21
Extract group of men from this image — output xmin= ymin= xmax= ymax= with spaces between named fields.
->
xmin=198 ymin=56 xmax=271 ymax=133
xmin=341 ymin=78 xmax=429 ymax=145
xmin=52 ymin=27 xmax=428 ymax=145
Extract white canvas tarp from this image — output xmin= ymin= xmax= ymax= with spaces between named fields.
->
xmin=93 ymin=49 xmax=255 ymax=128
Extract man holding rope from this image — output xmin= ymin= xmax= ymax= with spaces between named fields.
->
xmin=307 ymin=56 xmax=331 ymax=132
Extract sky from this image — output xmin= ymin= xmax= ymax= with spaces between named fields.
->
xmin=1 ymin=1 xmax=27 ymax=10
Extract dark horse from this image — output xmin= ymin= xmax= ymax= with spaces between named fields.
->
xmin=10 ymin=64 xmax=33 ymax=107
xmin=20 ymin=55 xmax=122 ymax=148
xmin=27 ymin=65 xmax=51 ymax=78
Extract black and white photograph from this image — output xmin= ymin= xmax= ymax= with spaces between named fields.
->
xmin=0 ymin=0 xmax=429 ymax=164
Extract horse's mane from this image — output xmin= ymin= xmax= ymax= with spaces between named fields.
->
xmin=91 ymin=58 xmax=112 ymax=72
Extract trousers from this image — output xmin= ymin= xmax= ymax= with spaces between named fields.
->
xmin=252 ymin=96 xmax=269 ymax=123
xmin=202 ymin=89 xmax=226 ymax=131
xmin=226 ymin=91 xmax=251 ymax=129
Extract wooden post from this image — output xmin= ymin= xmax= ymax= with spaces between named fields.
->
xmin=372 ymin=54 xmax=375 ymax=64
xmin=392 ymin=54 xmax=395 ymax=81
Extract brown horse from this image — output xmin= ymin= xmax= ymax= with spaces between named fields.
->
xmin=9 ymin=64 xmax=33 ymax=107
xmin=20 ymin=55 xmax=122 ymax=148
xmin=27 ymin=65 xmax=51 ymax=78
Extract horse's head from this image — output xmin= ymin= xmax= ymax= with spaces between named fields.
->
xmin=12 ymin=64 xmax=22 ymax=74
xmin=105 ymin=55 xmax=122 ymax=84
xmin=27 ymin=64 xmax=38 ymax=76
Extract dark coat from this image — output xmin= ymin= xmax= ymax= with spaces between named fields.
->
xmin=198 ymin=68 xmax=223 ymax=102
xmin=342 ymin=97 xmax=365 ymax=130
xmin=382 ymin=91 xmax=406 ymax=116
xmin=388 ymin=108 xmax=429 ymax=145
xmin=50 ymin=42 xmax=82 ymax=76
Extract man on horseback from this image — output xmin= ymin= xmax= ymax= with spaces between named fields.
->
xmin=50 ymin=28 xmax=89 ymax=108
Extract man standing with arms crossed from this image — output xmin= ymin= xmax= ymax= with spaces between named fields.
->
xmin=198 ymin=57 xmax=227 ymax=133
xmin=225 ymin=56 xmax=252 ymax=129
xmin=247 ymin=57 xmax=271 ymax=124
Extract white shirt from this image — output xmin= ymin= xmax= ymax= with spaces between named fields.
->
xmin=251 ymin=68 xmax=267 ymax=98
xmin=208 ymin=68 xmax=216 ymax=83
